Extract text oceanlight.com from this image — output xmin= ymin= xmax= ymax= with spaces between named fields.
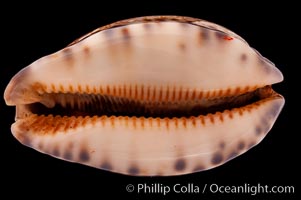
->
xmin=126 ymin=183 xmax=294 ymax=196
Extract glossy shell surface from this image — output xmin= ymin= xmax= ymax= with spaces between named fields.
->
xmin=4 ymin=16 xmax=284 ymax=176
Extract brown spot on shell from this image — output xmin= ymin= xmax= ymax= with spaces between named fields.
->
xmin=100 ymin=162 xmax=112 ymax=171
xmin=83 ymin=46 xmax=90 ymax=55
xmin=68 ymin=16 xmax=204 ymax=46
xmin=63 ymin=151 xmax=73 ymax=160
xmin=260 ymin=118 xmax=271 ymax=133
xmin=220 ymin=142 xmax=225 ymax=149
xmin=143 ymin=22 xmax=152 ymax=29
xmin=79 ymin=148 xmax=90 ymax=162
xmin=121 ymin=28 xmax=130 ymax=39
xmin=199 ymin=28 xmax=209 ymax=45
xmin=174 ymin=159 xmax=186 ymax=171
xmin=215 ymin=31 xmax=226 ymax=40
xmin=178 ymin=42 xmax=186 ymax=50
xmin=241 ymin=53 xmax=247 ymax=61
xmin=255 ymin=126 xmax=262 ymax=135
xmin=52 ymin=147 xmax=60 ymax=157
xmin=104 ymin=29 xmax=114 ymax=38
xmin=267 ymin=101 xmax=282 ymax=118
xmin=62 ymin=48 xmax=73 ymax=64
xmin=211 ymin=153 xmax=223 ymax=165
xmin=237 ymin=141 xmax=245 ymax=150
xmin=128 ymin=166 xmax=139 ymax=175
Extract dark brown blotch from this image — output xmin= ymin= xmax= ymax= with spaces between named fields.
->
xmin=62 ymin=48 xmax=73 ymax=61
xmin=128 ymin=166 xmax=140 ymax=175
xmin=100 ymin=162 xmax=112 ymax=171
xmin=143 ymin=23 xmax=152 ymax=30
xmin=201 ymin=28 xmax=209 ymax=40
xmin=121 ymin=28 xmax=130 ymax=40
xmin=219 ymin=142 xmax=225 ymax=149
xmin=261 ymin=118 xmax=271 ymax=133
xmin=215 ymin=31 xmax=226 ymax=40
xmin=174 ymin=159 xmax=186 ymax=171
xmin=199 ymin=28 xmax=209 ymax=44
xmin=267 ymin=102 xmax=281 ymax=119
xmin=79 ymin=149 xmax=90 ymax=162
xmin=63 ymin=151 xmax=72 ymax=160
xmin=241 ymin=53 xmax=247 ymax=61
xmin=178 ymin=42 xmax=186 ymax=51
xmin=255 ymin=126 xmax=262 ymax=135
xmin=83 ymin=46 xmax=90 ymax=55
xmin=104 ymin=29 xmax=114 ymax=38
xmin=211 ymin=153 xmax=223 ymax=165
xmin=52 ymin=148 xmax=60 ymax=157
xmin=237 ymin=141 xmax=245 ymax=150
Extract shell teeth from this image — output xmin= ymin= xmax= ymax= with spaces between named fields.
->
xmin=31 ymin=83 xmax=261 ymax=102
xmin=15 ymin=97 xmax=270 ymax=135
xmin=24 ymin=83 xmax=274 ymax=121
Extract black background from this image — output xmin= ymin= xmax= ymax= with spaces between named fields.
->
xmin=1 ymin=2 xmax=296 ymax=199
